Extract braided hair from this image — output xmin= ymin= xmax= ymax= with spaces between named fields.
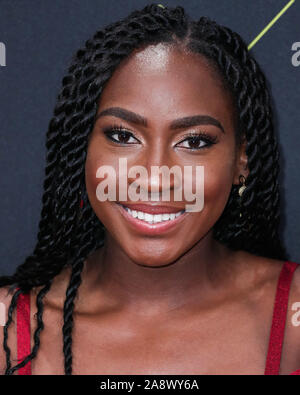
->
xmin=0 ymin=3 xmax=287 ymax=375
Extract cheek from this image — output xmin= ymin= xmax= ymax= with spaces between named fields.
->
xmin=84 ymin=142 xmax=129 ymax=230
xmin=85 ymin=149 xmax=103 ymax=205
xmin=202 ymin=158 xmax=235 ymax=217
xmin=85 ymin=144 xmax=116 ymax=219
xmin=181 ymin=159 xmax=235 ymax=249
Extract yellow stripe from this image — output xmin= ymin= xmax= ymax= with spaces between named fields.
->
xmin=248 ymin=0 xmax=295 ymax=50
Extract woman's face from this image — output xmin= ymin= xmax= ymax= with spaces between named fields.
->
xmin=85 ymin=43 xmax=248 ymax=266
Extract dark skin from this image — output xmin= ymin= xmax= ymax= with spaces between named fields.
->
xmin=1 ymin=44 xmax=300 ymax=375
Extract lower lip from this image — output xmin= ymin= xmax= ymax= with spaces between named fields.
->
xmin=115 ymin=203 xmax=188 ymax=236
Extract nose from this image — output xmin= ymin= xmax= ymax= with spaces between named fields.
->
xmin=128 ymin=141 xmax=182 ymax=201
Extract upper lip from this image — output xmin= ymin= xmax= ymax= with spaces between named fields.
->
xmin=118 ymin=203 xmax=185 ymax=214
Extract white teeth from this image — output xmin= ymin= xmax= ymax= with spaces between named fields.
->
xmin=132 ymin=210 xmax=138 ymax=218
xmin=153 ymin=214 xmax=162 ymax=223
xmin=123 ymin=206 xmax=184 ymax=224
xmin=144 ymin=213 xmax=153 ymax=222
xmin=137 ymin=211 xmax=144 ymax=220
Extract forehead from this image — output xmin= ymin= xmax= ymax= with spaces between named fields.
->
xmin=97 ymin=43 xmax=234 ymax=126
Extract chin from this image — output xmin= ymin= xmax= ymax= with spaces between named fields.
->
xmin=124 ymin=247 xmax=182 ymax=268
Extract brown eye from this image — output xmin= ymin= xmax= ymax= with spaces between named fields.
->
xmin=176 ymin=133 xmax=217 ymax=150
xmin=183 ymin=136 xmax=205 ymax=149
xmin=112 ymin=131 xmax=134 ymax=144
xmin=103 ymin=125 xmax=140 ymax=145
xmin=119 ymin=132 xmax=130 ymax=143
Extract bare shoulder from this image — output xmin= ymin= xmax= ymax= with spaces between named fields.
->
xmin=233 ymin=249 xmax=286 ymax=287
xmin=240 ymin=251 xmax=300 ymax=296
xmin=229 ymin=250 xmax=288 ymax=316
xmin=0 ymin=286 xmax=19 ymax=375
xmin=289 ymin=261 xmax=300 ymax=339
xmin=0 ymin=286 xmax=16 ymax=327
xmin=283 ymin=260 xmax=300 ymax=373
xmin=289 ymin=260 xmax=300 ymax=330
xmin=237 ymin=251 xmax=300 ymax=374
xmin=289 ymin=260 xmax=300 ymax=299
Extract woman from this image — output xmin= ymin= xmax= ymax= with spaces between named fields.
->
xmin=0 ymin=3 xmax=299 ymax=375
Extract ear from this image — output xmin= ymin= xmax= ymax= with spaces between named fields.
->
xmin=233 ymin=137 xmax=249 ymax=185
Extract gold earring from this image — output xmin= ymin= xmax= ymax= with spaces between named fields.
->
xmin=238 ymin=175 xmax=246 ymax=218
xmin=238 ymin=175 xmax=246 ymax=197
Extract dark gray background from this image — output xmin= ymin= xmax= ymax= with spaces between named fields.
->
xmin=0 ymin=0 xmax=299 ymax=275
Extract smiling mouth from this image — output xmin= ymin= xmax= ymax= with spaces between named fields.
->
xmin=115 ymin=202 xmax=187 ymax=235
xmin=120 ymin=204 xmax=185 ymax=224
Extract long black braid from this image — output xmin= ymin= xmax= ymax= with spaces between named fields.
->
xmin=0 ymin=3 xmax=287 ymax=374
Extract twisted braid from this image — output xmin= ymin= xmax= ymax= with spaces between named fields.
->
xmin=4 ymin=283 xmax=51 ymax=375
xmin=2 ymin=288 xmax=22 ymax=373
xmin=1 ymin=3 xmax=287 ymax=374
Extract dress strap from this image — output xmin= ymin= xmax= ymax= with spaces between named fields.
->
xmin=16 ymin=290 xmax=32 ymax=375
xmin=264 ymin=261 xmax=299 ymax=375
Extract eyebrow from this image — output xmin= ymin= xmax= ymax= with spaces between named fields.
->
xmin=95 ymin=106 xmax=225 ymax=133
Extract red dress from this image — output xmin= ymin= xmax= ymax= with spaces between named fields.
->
xmin=15 ymin=260 xmax=300 ymax=375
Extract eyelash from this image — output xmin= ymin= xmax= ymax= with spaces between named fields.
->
xmin=176 ymin=132 xmax=218 ymax=150
xmin=103 ymin=123 xmax=218 ymax=150
xmin=103 ymin=124 xmax=140 ymax=145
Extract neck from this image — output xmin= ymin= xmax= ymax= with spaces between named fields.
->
xmin=84 ymin=231 xmax=236 ymax=315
